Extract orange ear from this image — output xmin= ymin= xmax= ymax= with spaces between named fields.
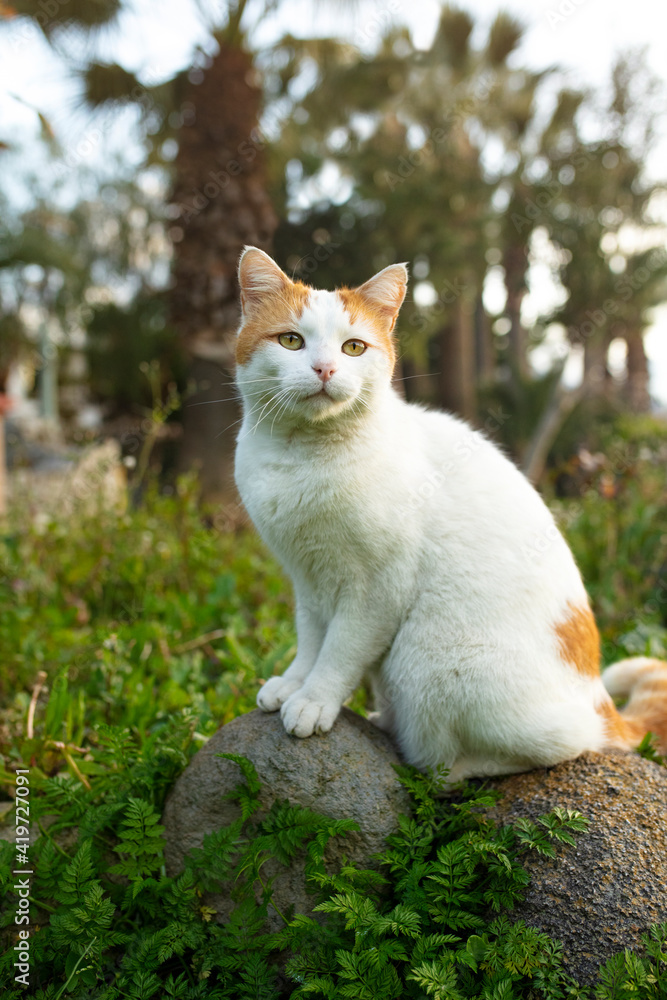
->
xmin=238 ymin=246 xmax=290 ymax=316
xmin=355 ymin=263 xmax=408 ymax=333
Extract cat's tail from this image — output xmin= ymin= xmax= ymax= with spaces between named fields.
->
xmin=600 ymin=656 xmax=667 ymax=753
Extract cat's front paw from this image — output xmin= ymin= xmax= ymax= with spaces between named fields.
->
xmin=280 ymin=692 xmax=340 ymax=738
xmin=257 ymin=675 xmax=303 ymax=712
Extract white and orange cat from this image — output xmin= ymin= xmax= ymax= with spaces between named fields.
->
xmin=233 ymin=246 xmax=667 ymax=780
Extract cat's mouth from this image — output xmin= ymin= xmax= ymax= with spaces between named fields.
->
xmin=298 ymin=384 xmax=355 ymax=418
xmin=305 ymin=387 xmax=333 ymax=399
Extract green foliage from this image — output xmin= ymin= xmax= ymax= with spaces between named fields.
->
xmin=1 ymin=477 xmax=667 ymax=997
xmin=594 ymin=924 xmax=667 ymax=999
xmin=0 ymin=477 xmax=295 ymax=767
xmin=3 ymin=727 xmax=664 ymax=999
xmin=0 ymin=736 xmax=362 ymax=998
xmin=85 ymin=297 xmax=187 ymax=414
xmin=549 ymin=413 xmax=667 ymax=661
xmin=512 ymin=808 xmax=590 ymax=858
xmin=635 ymin=733 xmax=666 ymax=768
xmin=278 ymin=768 xmax=594 ymax=999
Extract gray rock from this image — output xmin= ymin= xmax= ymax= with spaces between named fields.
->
xmin=487 ymin=750 xmax=667 ymax=984
xmin=161 ymin=707 xmax=410 ymax=930
xmin=163 ymin=710 xmax=667 ymax=982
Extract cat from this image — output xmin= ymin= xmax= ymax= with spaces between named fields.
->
xmin=233 ymin=245 xmax=667 ymax=781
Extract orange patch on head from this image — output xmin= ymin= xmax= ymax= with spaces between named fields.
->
xmin=336 ymin=288 xmax=397 ymax=369
xmin=235 ymin=282 xmax=311 ymax=366
xmin=554 ymin=601 xmax=601 ymax=678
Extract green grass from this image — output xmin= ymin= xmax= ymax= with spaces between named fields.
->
xmin=0 ymin=474 xmax=296 ymax=780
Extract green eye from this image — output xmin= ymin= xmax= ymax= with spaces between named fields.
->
xmin=278 ymin=332 xmax=304 ymax=350
xmin=342 ymin=339 xmax=366 ymax=357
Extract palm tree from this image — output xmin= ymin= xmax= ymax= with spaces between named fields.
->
xmin=168 ymin=26 xmax=278 ymax=500
xmin=3 ymin=1 xmax=281 ymax=500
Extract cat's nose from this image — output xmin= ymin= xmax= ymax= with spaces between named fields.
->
xmin=312 ymin=363 xmax=337 ymax=382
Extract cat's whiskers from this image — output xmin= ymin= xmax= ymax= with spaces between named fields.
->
xmin=251 ymin=394 xmax=284 ymax=434
xmin=270 ymin=389 xmax=299 ymax=436
xmin=188 ymin=386 xmax=272 ymax=407
xmin=214 ymin=412 xmax=245 ymax=439
xmin=189 ymin=375 xmax=282 ymax=408
xmin=251 ymin=386 xmax=295 ymax=435
xmin=215 ymin=388 xmax=284 ymax=439
xmin=263 ymin=392 xmax=296 ymax=436
xmin=236 ymin=376 xmax=284 ymax=388
xmin=392 ymin=371 xmax=441 ymax=383
xmin=344 ymin=385 xmax=371 ymax=425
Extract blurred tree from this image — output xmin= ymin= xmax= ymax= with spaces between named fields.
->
xmin=0 ymin=198 xmax=92 ymax=421
xmin=168 ymin=27 xmax=277 ymax=498
xmin=267 ymin=19 xmax=666 ymax=478
xmin=0 ymin=162 xmax=178 ymax=417
xmin=2 ymin=4 xmax=665 ymax=492
xmin=266 ymin=10 xmax=557 ymax=421
xmin=85 ymin=296 xmax=185 ymax=414
xmin=3 ymin=0 xmax=278 ymax=500
xmin=267 ymin=10 xmax=516 ymax=419
xmin=519 ymin=52 xmax=667 ymax=479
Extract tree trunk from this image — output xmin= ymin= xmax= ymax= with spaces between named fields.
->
xmin=521 ymin=371 xmax=587 ymax=485
xmin=0 ymin=413 xmax=6 ymax=518
xmin=434 ymin=297 xmax=476 ymax=420
xmin=503 ymin=243 xmax=529 ymax=380
xmin=473 ymin=294 xmax=494 ymax=384
xmin=583 ymin=333 xmax=610 ymax=396
xmin=170 ymin=41 xmax=277 ymax=502
xmin=625 ymin=327 xmax=651 ymax=412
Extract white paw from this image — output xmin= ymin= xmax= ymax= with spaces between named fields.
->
xmin=257 ymin=675 xmax=303 ymax=712
xmin=280 ymin=692 xmax=340 ymax=738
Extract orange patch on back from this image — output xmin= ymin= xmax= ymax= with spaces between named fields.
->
xmin=336 ymin=288 xmax=397 ymax=369
xmin=554 ymin=601 xmax=601 ymax=678
xmin=236 ymin=282 xmax=311 ymax=366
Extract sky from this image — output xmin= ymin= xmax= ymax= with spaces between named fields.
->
xmin=1 ymin=0 xmax=666 ymax=402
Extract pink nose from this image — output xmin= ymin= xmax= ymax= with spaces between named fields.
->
xmin=312 ymin=363 xmax=337 ymax=382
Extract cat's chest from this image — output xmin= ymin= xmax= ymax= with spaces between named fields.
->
xmin=241 ymin=442 xmax=359 ymax=536
xmin=235 ymin=432 xmax=393 ymax=579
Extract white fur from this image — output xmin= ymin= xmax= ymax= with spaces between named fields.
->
xmin=234 ymin=263 xmax=612 ymax=780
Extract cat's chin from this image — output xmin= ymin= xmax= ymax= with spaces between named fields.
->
xmin=297 ymin=389 xmax=359 ymax=424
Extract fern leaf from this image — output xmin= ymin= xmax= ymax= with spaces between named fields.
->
xmin=216 ymin=752 xmax=262 ymax=821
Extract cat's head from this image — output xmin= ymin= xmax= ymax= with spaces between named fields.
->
xmin=235 ymin=247 xmax=407 ymax=427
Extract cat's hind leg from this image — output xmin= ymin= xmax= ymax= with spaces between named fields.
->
xmin=376 ymin=657 xmax=462 ymax=773
xmin=366 ymin=669 xmax=396 ymax=734
xmin=379 ymin=608 xmax=607 ymax=778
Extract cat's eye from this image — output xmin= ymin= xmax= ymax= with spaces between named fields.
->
xmin=278 ymin=332 xmax=304 ymax=350
xmin=342 ymin=339 xmax=366 ymax=356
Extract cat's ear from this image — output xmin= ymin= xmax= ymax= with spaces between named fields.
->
xmin=238 ymin=246 xmax=289 ymax=316
xmin=355 ymin=263 xmax=408 ymax=333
